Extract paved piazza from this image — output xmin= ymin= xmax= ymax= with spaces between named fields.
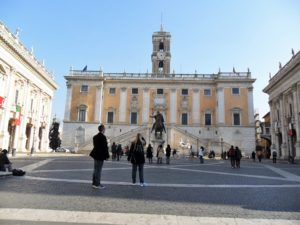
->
xmin=0 ymin=155 xmax=300 ymax=224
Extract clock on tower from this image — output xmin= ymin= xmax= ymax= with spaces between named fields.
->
xmin=151 ymin=25 xmax=171 ymax=75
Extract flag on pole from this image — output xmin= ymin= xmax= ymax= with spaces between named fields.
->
xmin=15 ymin=105 xmax=21 ymax=125
xmin=0 ymin=96 xmax=4 ymax=108
xmin=82 ymin=65 xmax=87 ymax=72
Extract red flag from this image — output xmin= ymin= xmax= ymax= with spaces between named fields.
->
xmin=0 ymin=96 xmax=4 ymax=108
xmin=15 ymin=105 xmax=21 ymax=125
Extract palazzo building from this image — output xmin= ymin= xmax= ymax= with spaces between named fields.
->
xmin=263 ymin=50 xmax=300 ymax=160
xmin=0 ymin=21 xmax=58 ymax=154
xmin=63 ymin=26 xmax=256 ymax=156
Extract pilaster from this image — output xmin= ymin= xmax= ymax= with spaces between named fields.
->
xmin=247 ymin=87 xmax=254 ymax=125
xmin=292 ymin=85 xmax=300 ymax=159
xmin=217 ymin=87 xmax=224 ymax=124
xmin=170 ymin=88 xmax=177 ymax=124
xmin=94 ymin=85 xmax=102 ymax=122
xmin=279 ymin=94 xmax=288 ymax=159
xmin=192 ymin=89 xmax=200 ymax=124
xmin=64 ymin=82 xmax=72 ymax=121
xmin=142 ymin=88 xmax=150 ymax=124
xmin=119 ymin=87 xmax=127 ymax=123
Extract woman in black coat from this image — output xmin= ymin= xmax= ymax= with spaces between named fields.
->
xmin=127 ymin=133 xmax=146 ymax=186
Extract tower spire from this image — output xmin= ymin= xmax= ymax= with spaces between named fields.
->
xmin=160 ymin=13 xmax=164 ymax=31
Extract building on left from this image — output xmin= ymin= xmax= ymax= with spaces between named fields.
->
xmin=0 ymin=21 xmax=58 ymax=155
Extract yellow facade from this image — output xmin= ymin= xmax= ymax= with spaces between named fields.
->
xmin=63 ymin=27 xmax=256 ymax=156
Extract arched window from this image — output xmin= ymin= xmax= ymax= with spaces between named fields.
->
xmin=159 ymin=61 xmax=164 ymax=68
xmin=159 ymin=42 xmax=164 ymax=51
xmin=77 ymin=105 xmax=87 ymax=122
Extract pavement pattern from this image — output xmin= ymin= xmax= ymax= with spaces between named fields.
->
xmin=0 ymin=154 xmax=300 ymax=224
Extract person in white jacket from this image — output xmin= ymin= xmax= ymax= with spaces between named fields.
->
xmin=198 ymin=146 xmax=204 ymax=164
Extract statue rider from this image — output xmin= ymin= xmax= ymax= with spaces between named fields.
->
xmin=150 ymin=111 xmax=166 ymax=138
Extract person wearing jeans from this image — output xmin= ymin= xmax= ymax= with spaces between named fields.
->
xmin=128 ymin=133 xmax=146 ymax=186
xmin=89 ymin=124 xmax=109 ymax=189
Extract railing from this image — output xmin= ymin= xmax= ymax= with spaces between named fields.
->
xmin=108 ymin=126 xmax=148 ymax=144
xmin=68 ymin=70 xmax=252 ymax=80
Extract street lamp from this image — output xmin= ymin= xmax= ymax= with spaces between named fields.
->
xmin=221 ymin=137 xmax=224 ymax=159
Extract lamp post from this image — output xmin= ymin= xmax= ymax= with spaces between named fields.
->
xmin=221 ymin=137 xmax=224 ymax=159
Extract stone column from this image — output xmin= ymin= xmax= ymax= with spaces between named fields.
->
xmin=279 ymin=94 xmax=288 ymax=159
xmin=119 ymin=87 xmax=127 ymax=123
xmin=292 ymin=86 xmax=300 ymax=159
xmin=192 ymin=89 xmax=200 ymax=125
xmin=0 ymin=73 xmax=8 ymax=144
xmin=142 ymin=88 xmax=150 ymax=124
xmin=217 ymin=87 xmax=224 ymax=124
xmin=64 ymin=82 xmax=72 ymax=121
xmin=19 ymin=80 xmax=32 ymax=152
xmin=99 ymin=81 xmax=104 ymax=123
xmin=44 ymin=97 xmax=53 ymax=152
xmin=35 ymin=90 xmax=43 ymax=152
xmin=94 ymin=85 xmax=102 ymax=122
xmin=0 ymin=68 xmax=15 ymax=149
xmin=170 ymin=89 xmax=177 ymax=124
xmin=247 ymin=87 xmax=254 ymax=125
xmin=269 ymin=101 xmax=277 ymax=152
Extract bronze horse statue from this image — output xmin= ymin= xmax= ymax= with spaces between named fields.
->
xmin=150 ymin=111 xmax=166 ymax=138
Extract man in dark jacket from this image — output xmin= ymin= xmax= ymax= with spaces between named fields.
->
xmin=89 ymin=124 xmax=109 ymax=189
xmin=0 ymin=149 xmax=12 ymax=172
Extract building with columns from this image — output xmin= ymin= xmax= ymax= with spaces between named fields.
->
xmin=263 ymin=50 xmax=300 ymax=160
xmin=0 ymin=21 xmax=58 ymax=154
xmin=63 ymin=26 xmax=256 ymax=156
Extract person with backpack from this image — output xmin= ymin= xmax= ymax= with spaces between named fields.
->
xmin=127 ymin=133 xmax=146 ymax=186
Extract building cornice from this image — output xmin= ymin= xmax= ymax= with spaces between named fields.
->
xmin=66 ymin=70 xmax=255 ymax=85
xmin=0 ymin=21 xmax=58 ymax=90
xmin=263 ymin=50 xmax=300 ymax=93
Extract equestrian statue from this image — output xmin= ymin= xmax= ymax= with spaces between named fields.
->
xmin=150 ymin=111 xmax=166 ymax=138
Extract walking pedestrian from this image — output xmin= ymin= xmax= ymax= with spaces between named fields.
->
xmin=146 ymin=144 xmax=153 ymax=164
xmin=165 ymin=144 xmax=171 ymax=164
xmin=257 ymin=151 xmax=263 ymax=162
xmin=111 ymin=142 xmax=117 ymax=161
xmin=228 ymin=145 xmax=236 ymax=168
xmin=127 ymin=133 xmax=146 ymax=186
xmin=156 ymin=144 xmax=164 ymax=164
xmin=272 ymin=150 xmax=277 ymax=163
xmin=235 ymin=146 xmax=242 ymax=168
xmin=117 ymin=144 xmax=122 ymax=161
xmin=89 ymin=124 xmax=109 ymax=189
xmin=199 ymin=146 xmax=204 ymax=164
xmin=251 ymin=151 xmax=256 ymax=162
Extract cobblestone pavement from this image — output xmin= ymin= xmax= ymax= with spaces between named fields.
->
xmin=0 ymin=155 xmax=300 ymax=224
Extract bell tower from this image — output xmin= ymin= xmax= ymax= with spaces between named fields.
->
xmin=151 ymin=24 xmax=171 ymax=75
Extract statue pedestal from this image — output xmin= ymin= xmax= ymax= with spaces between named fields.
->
xmin=150 ymin=133 xmax=166 ymax=157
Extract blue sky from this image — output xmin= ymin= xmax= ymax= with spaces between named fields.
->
xmin=1 ymin=0 xmax=300 ymax=121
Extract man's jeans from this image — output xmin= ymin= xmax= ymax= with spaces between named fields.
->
xmin=92 ymin=160 xmax=104 ymax=186
xmin=132 ymin=163 xmax=144 ymax=183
